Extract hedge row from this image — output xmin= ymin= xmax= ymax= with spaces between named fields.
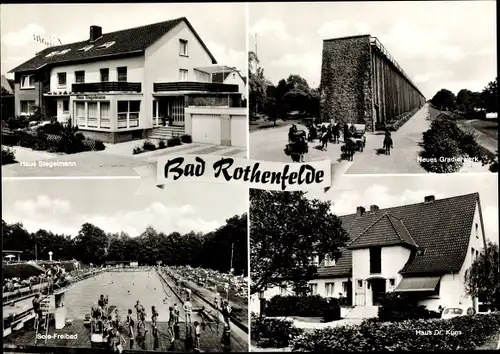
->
xmin=265 ymin=295 xmax=341 ymax=321
xmin=133 ymin=135 xmax=192 ymax=155
xmin=419 ymin=114 xmax=484 ymax=173
xmin=291 ymin=313 xmax=500 ymax=352
xmin=251 ymin=313 xmax=303 ymax=348
xmin=378 ymin=293 xmax=441 ymax=322
xmin=1 ymin=146 xmax=16 ymax=165
xmin=386 ymin=108 xmax=420 ymax=131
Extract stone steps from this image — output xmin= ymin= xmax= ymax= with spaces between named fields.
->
xmin=149 ymin=126 xmax=185 ymax=140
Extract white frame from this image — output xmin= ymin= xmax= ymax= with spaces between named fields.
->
xmin=325 ymin=282 xmax=335 ymax=297
xmin=20 ymin=100 xmax=36 ymax=115
xmin=117 ymin=100 xmax=140 ymax=129
xmin=20 ymin=75 xmax=35 ymax=89
xmin=179 ymin=39 xmax=188 ymax=56
xmin=117 ymin=67 xmax=127 ymax=82
xmin=179 ymin=69 xmax=188 ymax=81
xmin=57 ymin=72 xmax=67 ymax=88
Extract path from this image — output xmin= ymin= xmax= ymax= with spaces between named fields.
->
xmin=249 ymin=104 xmax=489 ymax=174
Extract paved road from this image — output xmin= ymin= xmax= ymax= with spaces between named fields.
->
xmin=249 ymin=104 xmax=489 ymax=174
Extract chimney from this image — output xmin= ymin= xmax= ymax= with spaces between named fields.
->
xmin=90 ymin=25 xmax=102 ymax=42
xmin=370 ymin=205 xmax=379 ymax=212
xmin=424 ymin=195 xmax=435 ymax=203
xmin=356 ymin=206 xmax=366 ymax=216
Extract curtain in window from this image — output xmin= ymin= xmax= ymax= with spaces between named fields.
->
xmin=87 ymin=102 xmax=98 ymax=127
xmin=75 ymin=102 xmax=85 ymax=127
xmin=100 ymin=102 xmax=110 ymax=129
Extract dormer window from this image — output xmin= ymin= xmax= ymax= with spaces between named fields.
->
xmin=45 ymin=51 xmax=59 ymax=58
xmin=475 ymin=223 xmax=478 ymax=238
xmin=77 ymin=45 xmax=94 ymax=52
xmin=324 ymin=254 xmax=336 ymax=267
xmin=97 ymin=41 xmax=115 ymax=49
xmin=59 ymin=49 xmax=71 ymax=55
xmin=417 ymin=248 xmax=427 ymax=256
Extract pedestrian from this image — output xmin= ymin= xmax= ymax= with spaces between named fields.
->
xmin=221 ymin=324 xmax=231 ymax=352
xmin=194 ymin=321 xmax=201 ymax=352
xmin=183 ymin=299 xmax=193 ymax=324
xmin=168 ymin=306 xmax=175 ymax=344
xmin=151 ymin=306 xmax=158 ymax=338
xmin=126 ymin=309 xmax=134 ymax=349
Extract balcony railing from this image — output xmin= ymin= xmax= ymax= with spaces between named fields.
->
xmin=72 ymin=81 xmax=142 ymax=93
xmin=154 ymin=81 xmax=238 ymax=93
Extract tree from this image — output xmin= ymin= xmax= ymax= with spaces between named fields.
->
xmin=465 ymin=241 xmax=500 ymax=310
xmin=250 ymin=190 xmax=349 ymax=295
xmin=73 ymin=223 xmax=108 ymax=264
xmin=431 ymin=89 xmax=457 ymax=111
xmin=456 ymin=89 xmax=479 ymax=113
xmin=480 ymin=78 xmax=498 ymax=113
xmin=249 ymin=51 xmax=268 ymax=118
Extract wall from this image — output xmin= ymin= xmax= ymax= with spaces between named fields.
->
xmin=144 ymin=21 xmax=215 ymax=128
xmin=224 ymin=73 xmax=246 ymax=99
xmin=320 ymin=35 xmax=373 ymax=129
xmin=14 ymin=73 xmax=42 ymax=116
xmin=352 ymin=245 xmax=411 ymax=306
xmin=307 ymin=277 xmax=350 ymax=298
xmin=49 ymin=56 xmax=145 ymax=93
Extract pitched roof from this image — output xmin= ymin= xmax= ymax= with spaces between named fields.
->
xmin=1 ymin=75 xmax=14 ymax=94
xmin=347 ymin=213 xmax=417 ymax=249
xmin=316 ymin=248 xmax=352 ymax=278
xmin=316 ymin=193 xmax=480 ymax=278
xmin=212 ymin=72 xmax=231 ymax=83
xmin=9 ymin=17 xmax=217 ymax=73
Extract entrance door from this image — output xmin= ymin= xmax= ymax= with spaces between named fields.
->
xmin=355 ymin=279 xmax=366 ymax=306
xmin=165 ymin=96 xmax=185 ymax=126
xmin=371 ymin=279 xmax=386 ymax=306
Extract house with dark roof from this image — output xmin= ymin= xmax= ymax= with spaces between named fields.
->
xmin=212 ymin=68 xmax=247 ymax=100
xmin=256 ymin=193 xmax=487 ymax=317
xmin=1 ymin=74 xmax=15 ymax=119
xmin=8 ymin=18 xmax=245 ymax=144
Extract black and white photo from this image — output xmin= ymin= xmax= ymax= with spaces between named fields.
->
xmin=248 ymin=1 xmax=497 ymax=174
xmin=250 ymin=174 xmax=499 ymax=351
xmin=2 ymin=179 xmax=249 ymax=352
xmin=1 ymin=3 xmax=247 ymax=177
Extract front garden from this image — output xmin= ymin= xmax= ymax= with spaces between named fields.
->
xmin=252 ymin=293 xmax=499 ymax=351
xmin=1 ymin=118 xmax=106 ymax=165
xmin=418 ymin=113 xmax=497 ymax=173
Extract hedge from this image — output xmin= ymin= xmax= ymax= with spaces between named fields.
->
xmin=1 ymin=146 xmax=16 ymax=165
xmin=378 ymin=293 xmax=441 ymax=322
xmin=291 ymin=313 xmax=500 ymax=352
xmin=265 ymin=295 xmax=341 ymax=321
xmin=251 ymin=313 xmax=303 ymax=348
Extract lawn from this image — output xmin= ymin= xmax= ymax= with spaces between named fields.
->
xmin=476 ymin=331 xmax=500 ymax=350
xmin=249 ymin=117 xmax=290 ymax=132
xmin=470 ymin=119 xmax=498 ymax=141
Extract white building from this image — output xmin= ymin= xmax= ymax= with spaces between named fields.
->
xmin=9 ymin=18 xmax=246 ymax=146
xmin=254 ymin=193 xmax=487 ymax=317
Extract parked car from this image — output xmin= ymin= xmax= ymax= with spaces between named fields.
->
xmin=441 ymin=305 xmax=476 ymax=319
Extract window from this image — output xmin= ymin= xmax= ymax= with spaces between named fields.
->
xmin=369 ymin=247 xmax=382 ymax=274
xmin=75 ymin=102 xmax=85 ymax=126
xmin=179 ymin=39 xmax=188 ymax=56
xmin=280 ymin=285 xmax=287 ymax=297
xmin=20 ymin=75 xmax=35 ymax=89
xmin=100 ymin=102 xmax=110 ymax=129
xmin=77 ymin=45 xmax=94 ymax=52
xmin=325 ymin=283 xmax=335 ymax=297
xmin=59 ymin=49 xmax=71 ymax=55
xmin=179 ymin=69 xmax=188 ymax=81
xmin=417 ymin=248 xmax=427 ymax=256
xmin=117 ymin=67 xmax=127 ymax=82
xmin=57 ymin=73 xmax=67 ymax=87
xmin=20 ymin=100 xmax=36 ymax=115
xmin=75 ymin=71 xmax=85 ymax=83
xmin=357 ymin=280 xmax=363 ymax=288
xmin=62 ymin=100 xmax=69 ymax=112
xmin=233 ymin=73 xmax=236 ymax=79
xmin=342 ymin=281 xmax=349 ymax=294
xmin=471 ymin=247 xmax=475 ymax=259
xmin=308 ymin=283 xmax=318 ymax=295
xmin=45 ymin=51 xmax=59 ymax=58
xmin=87 ymin=102 xmax=98 ymax=127
xmin=475 ymin=223 xmax=479 ymax=238
xmin=324 ymin=254 xmax=336 ymax=267
xmin=100 ymin=68 xmax=109 ymax=82
xmin=117 ymin=100 xmax=141 ymax=129
xmin=389 ymin=278 xmax=396 ymax=287
xmin=97 ymin=41 xmax=115 ymax=49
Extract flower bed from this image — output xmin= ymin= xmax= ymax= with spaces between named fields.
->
xmin=383 ymin=108 xmax=420 ymax=131
xmin=291 ymin=313 xmax=500 ymax=352
xmin=132 ymin=135 xmax=191 ymax=155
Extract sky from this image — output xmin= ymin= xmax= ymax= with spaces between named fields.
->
xmin=1 ymin=3 xmax=246 ymax=78
xmin=306 ymin=174 xmax=499 ymax=245
xmin=2 ymin=179 xmax=248 ymax=237
xmin=249 ymin=1 xmax=497 ymax=98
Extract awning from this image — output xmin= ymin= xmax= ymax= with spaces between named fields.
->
xmin=194 ymin=65 xmax=238 ymax=74
xmin=394 ymin=276 xmax=441 ymax=292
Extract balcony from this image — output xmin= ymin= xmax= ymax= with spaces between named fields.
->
xmin=154 ymin=81 xmax=238 ymax=93
xmin=72 ymin=82 xmax=142 ymax=93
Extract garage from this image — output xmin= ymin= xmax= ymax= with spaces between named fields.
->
xmin=230 ymin=115 xmax=247 ymax=147
xmin=191 ymin=113 xmax=221 ymax=145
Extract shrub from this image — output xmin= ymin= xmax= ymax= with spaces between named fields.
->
xmin=38 ymin=122 xmax=63 ymax=135
xmin=6 ymin=117 xmax=30 ymax=130
xmin=133 ymin=146 xmax=142 ymax=155
xmin=1 ymin=132 xmax=20 ymax=146
xmin=158 ymin=139 xmax=166 ymax=149
xmin=457 ymin=130 xmax=482 ymax=159
xmin=180 ymin=134 xmax=192 ymax=143
xmin=75 ymin=133 xmax=85 ymax=141
xmin=167 ymin=136 xmax=182 ymax=147
xmin=291 ymin=313 xmax=500 ymax=352
xmin=93 ymin=140 xmax=106 ymax=151
xmin=142 ymin=139 xmax=156 ymax=151
xmin=322 ymin=298 xmax=341 ymax=322
xmin=378 ymin=293 xmax=441 ymax=322
xmin=251 ymin=313 xmax=303 ymax=348
xmin=1 ymin=146 xmax=16 ymax=165
xmin=419 ymin=130 xmax=464 ymax=173
xmin=265 ymin=295 xmax=330 ymax=318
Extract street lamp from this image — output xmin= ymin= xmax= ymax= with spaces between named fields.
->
xmin=48 ymin=251 xmax=53 ymax=262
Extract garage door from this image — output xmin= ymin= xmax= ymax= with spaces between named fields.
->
xmin=192 ymin=114 xmax=221 ymax=145
xmin=230 ymin=115 xmax=247 ymax=147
